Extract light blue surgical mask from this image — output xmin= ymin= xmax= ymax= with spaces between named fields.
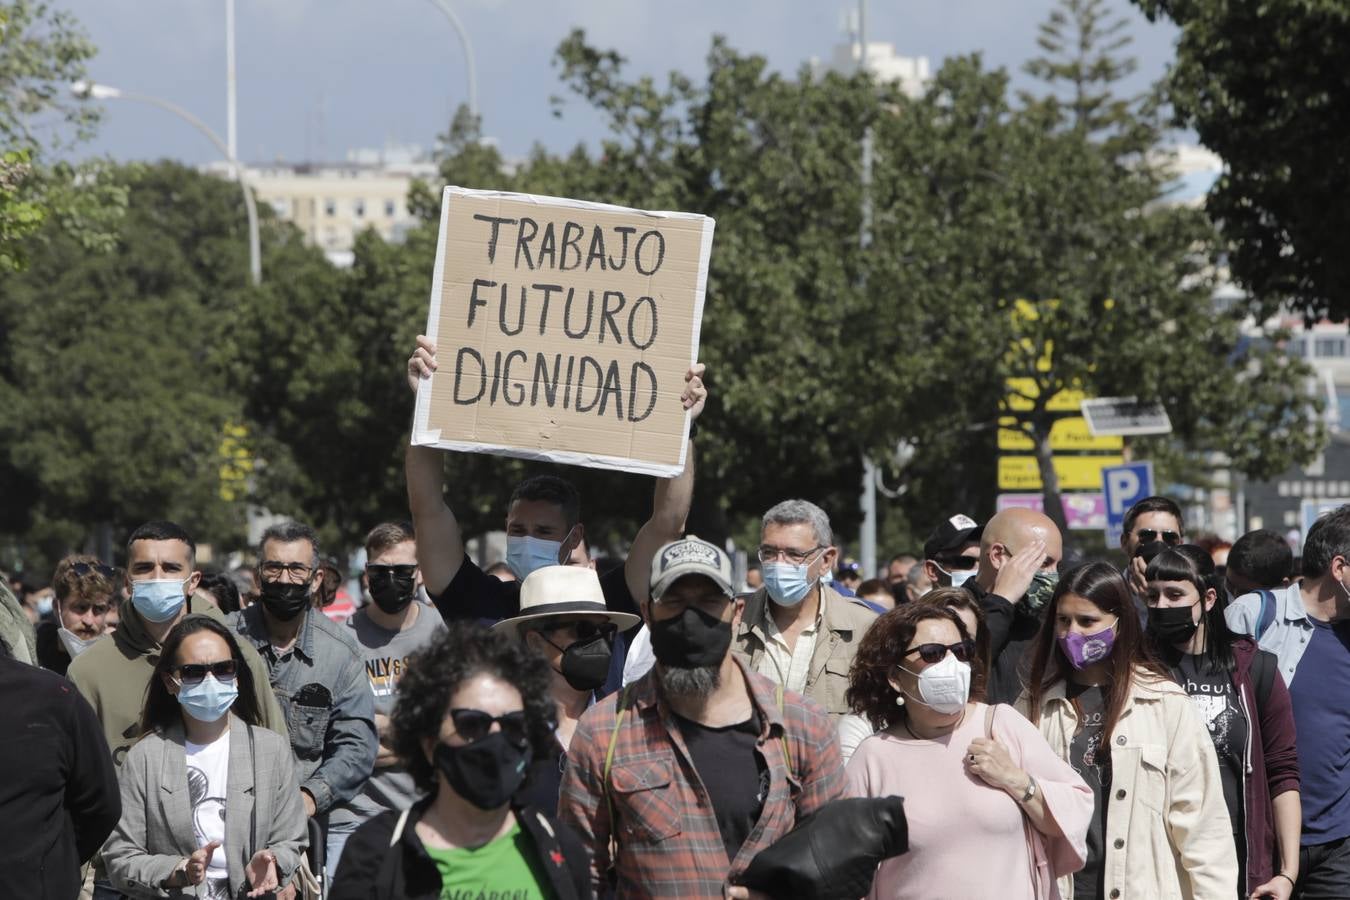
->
xmin=763 ymin=561 xmax=817 ymax=607
xmin=176 ymin=673 xmax=238 ymax=723
xmin=130 ymin=577 xmax=189 ymax=623
xmin=506 ymin=531 xmax=571 ymax=581
xmin=36 ymin=594 xmax=54 ymax=617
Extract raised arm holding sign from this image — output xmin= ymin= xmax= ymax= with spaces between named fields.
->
xmin=404 ymin=188 xmax=713 ymax=634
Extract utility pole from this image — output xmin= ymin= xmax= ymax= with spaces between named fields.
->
xmin=857 ymin=0 xmax=880 ymax=579
xmin=225 ymin=0 xmax=238 ymax=169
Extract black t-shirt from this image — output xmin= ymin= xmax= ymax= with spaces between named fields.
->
xmin=1173 ymin=654 xmax=1247 ymax=839
xmin=1067 ymin=681 xmax=1112 ymax=900
xmin=429 ymin=555 xmax=639 ymax=622
xmin=672 ymin=713 xmax=767 ymax=863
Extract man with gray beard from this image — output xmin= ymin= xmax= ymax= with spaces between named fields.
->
xmin=560 ymin=536 xmax=844 ymax=899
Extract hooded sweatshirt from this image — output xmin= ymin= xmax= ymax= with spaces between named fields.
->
xmin=68 ymin=596 xmax=287 ymax=766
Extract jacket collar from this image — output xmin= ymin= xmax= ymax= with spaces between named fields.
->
xmin=1041 ymin=670 xmax=1173 ymax=712
xmin=115 ymin=596 xmax=214 ymax=657
xmin=1279 ymin=581 xmax=1311 ymax=623
xmin=741 ymin=584 xmax=856 ymax=642
xmin=239 ymin=602 xmax=316 ymax=661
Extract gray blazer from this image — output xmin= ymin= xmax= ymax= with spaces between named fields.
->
xmin=104 ymin=716 xmax=307 ymax=898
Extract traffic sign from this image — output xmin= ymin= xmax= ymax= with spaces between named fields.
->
xmin=997 ymin=416 xmax=1124 ymax=452
xmin=998 ymin=455 xmax=1126 ymax=491
xmin=1081 ymin=397 xmax=1173 ymax=437
xmin=1102 ymin=461 xmax=1155 ymax=546
xmin=997 ymin=493 xmax=1106 ymax=530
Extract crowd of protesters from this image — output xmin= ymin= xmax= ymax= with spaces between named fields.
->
xmin=3 ymin=338 xmax=1349 ymax=900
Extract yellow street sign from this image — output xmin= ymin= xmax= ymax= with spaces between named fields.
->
xmin=998 ymin=416 xmax=1124 ymax=452
xmin=998 ymin=455 xmax=1125 ymax=491
xmin=1003 ymin=377 xmax=1085 ymax=413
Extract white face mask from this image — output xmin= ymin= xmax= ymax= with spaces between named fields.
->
xmin=57 ymin=626 xmax=101 ymax=659
xmin=900 ymin=653 xmax=971 ymax=715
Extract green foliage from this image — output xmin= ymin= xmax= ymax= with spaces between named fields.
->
xmin=0 ymin=0 xmax=99 ymax=152
xmin=0 ymin=148 xmax=43 ymax=270
xmin=0 ymin=163 xmax=253 ymax=569
xmin=1134 ymin=0 xmax=1350 ymax=321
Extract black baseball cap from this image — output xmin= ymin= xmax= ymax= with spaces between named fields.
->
xmin=923 ymin=514 xmax=984 ymax=561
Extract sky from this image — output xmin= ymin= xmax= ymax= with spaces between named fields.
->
xmin=62 ymin=0 xmax=1180 ymax=167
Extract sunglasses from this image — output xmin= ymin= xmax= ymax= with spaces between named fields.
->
xmin=1136 ymin=529 xmax=1182 ymax=545
xmin=936 ymin=554 xmax=980 ymax=571
xmin=71 ymin=562 xmax=119 ymax=580
xmin=902 ymin=639 xmax=976 ymax=665
xmin=449 ymin=708 xmax=528 ymax=745
xmin=544 ymin=620 xmax=618 ymax=642
xmin=174 ymin=660 xmax=238 ymax=685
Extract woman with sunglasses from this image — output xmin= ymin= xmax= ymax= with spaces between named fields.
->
xmin=845 ymin=603 xmax=1092 ymax=899
xmin=1019 ymin=561 xmax=1238 ymax=900
xmin=1144 ymin=546 xmax=1301 ymax=900
xmin=103 ymin=615 xmax=306 ymax=898
xmin=331 ymin=620 xmax=591 ymax=900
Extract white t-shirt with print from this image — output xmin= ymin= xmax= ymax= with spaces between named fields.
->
xmin=185 ymin=730 xmax=231 ymax=891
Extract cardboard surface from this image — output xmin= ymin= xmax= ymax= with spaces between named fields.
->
xmin=412 ymin=188 xmax=715 ymax=476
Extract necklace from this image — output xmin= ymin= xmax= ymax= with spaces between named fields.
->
xmin=900 ymin=705 xmax=967 ymax=741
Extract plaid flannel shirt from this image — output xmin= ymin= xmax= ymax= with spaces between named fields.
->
xmin=559 ymin=656 xmax=846 ymax=899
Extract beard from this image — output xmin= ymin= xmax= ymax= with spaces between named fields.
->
xmin=656 ymin=663 xmax=721 ymax=698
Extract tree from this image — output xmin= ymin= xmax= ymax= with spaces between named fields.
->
xmin=0 ymin=163 xmax=256 ymax=570
xmin=1134 ymin=0 xmax=1350 ymax=322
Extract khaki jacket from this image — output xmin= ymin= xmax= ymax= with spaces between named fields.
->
xmin=734 ymin=584 xmax=877 ymax=718
xmin=1017 ymin=674 xmax=1238 ymax=900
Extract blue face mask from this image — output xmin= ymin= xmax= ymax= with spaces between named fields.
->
xmin=176 ymin=673 xmax=239 ymax=723
xmin=934 ymin=563 xmax=976 ymax=590
xmin=506 ymin=529 xmax=574 ymax=581
xmin=130 ymin=578 xmax=189 ymax=623
xmin=763 ymin=561 xmax=817 ymax=607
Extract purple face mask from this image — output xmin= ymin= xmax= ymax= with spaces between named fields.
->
xmin=1058 ymin=620 xmax=1118 ymax=670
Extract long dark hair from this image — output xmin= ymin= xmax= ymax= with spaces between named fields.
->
xmin=140 ymin=615 xmax=262 ymax=735
xmin=1024 ymin=562 xmax=1168 ymax=744
xmin=1145 ymin=544 xmax=1238 ymax=674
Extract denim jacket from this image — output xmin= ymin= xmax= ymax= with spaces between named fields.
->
xmin=1226 ymin=583 xmax=1313 ymax=686
xmin=230 ymin=605 xmax=378 ymax=814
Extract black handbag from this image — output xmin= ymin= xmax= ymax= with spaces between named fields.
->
xmin=733 ymin=796 xmax=908 ymax=900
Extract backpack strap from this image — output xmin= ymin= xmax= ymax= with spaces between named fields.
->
xmin=1256 ymin=589 xmax=1278 ymax=641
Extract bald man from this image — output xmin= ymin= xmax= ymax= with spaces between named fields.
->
xmin=965 ymin=508 xmax=1064 ymax=704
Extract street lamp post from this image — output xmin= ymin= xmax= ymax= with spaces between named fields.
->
xmin=71 ymin=80 xmax=262 ymax=286
xmin=424 ymin=0 xmax=479 ymax=121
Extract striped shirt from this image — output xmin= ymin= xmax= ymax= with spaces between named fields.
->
xmin=559 ymin=657 xmax=846 ymax=899
xmin=755 ymin=606 xmax=820 ymax=696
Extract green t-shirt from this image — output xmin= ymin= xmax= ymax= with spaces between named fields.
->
xmin=423 ymin=823 xmax=552 ymax=900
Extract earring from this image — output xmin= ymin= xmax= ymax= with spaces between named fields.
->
xmin=894 ymin=694 xmax=905 ymax=706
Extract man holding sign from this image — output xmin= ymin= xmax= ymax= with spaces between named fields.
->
xmin=404 ymin=187 xmax=713 ymax=688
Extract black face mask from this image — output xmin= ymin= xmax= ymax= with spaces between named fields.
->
xmin=546 ymin=632 xmax=613 ymax=693
xmin=368 ymin=566 xmax=417 ymax=615
xmin=258 ymin=580 xmax=311 ymax=621
xmin=649 ymin=605 xmax=732 ymax=669
xmin=434 ymin=732 xmax=532 ymax=810
xmin=1148 ymin=604 xmax=1200 ymax=646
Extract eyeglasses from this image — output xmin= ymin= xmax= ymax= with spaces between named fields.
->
xmin=367 ymin=564 xmax=416 ymax=579
xmin=1136 ymin=529 xmax=1182 ymax=545
xmin=448 ymin=708 xmax=528 ymax=745
xmin=901 ymin=639 xmax=976 ymax=665
xmin=71 ymin=562 xmax=119 ymax=580
xmin=260 ymin=561 xmax=314 ymax=581
xmin=174 ymin=660 xmax=238 ymax=685
xmin=543 ymin=620 xmax=618 ymax=643
xmin=757 ymin=545 xmax=826 ymax=565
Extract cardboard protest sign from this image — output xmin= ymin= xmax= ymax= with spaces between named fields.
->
xmin=412 ymin=187 xmax=715 ymax=477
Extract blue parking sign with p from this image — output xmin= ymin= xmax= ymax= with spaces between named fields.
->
xmin=1103 ymin=462 xmax=1154 ymax=547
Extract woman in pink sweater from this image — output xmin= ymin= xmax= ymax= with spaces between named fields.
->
xmin=845 ymin=603 xmax=1092 ymax=899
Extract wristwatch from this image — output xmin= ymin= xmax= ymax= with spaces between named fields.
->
xmin=1019 ymin=777 xmax=1039 ymax=804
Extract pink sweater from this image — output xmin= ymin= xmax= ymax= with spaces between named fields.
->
xmin=845 ymin=703 xmax=1092 ymax=900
